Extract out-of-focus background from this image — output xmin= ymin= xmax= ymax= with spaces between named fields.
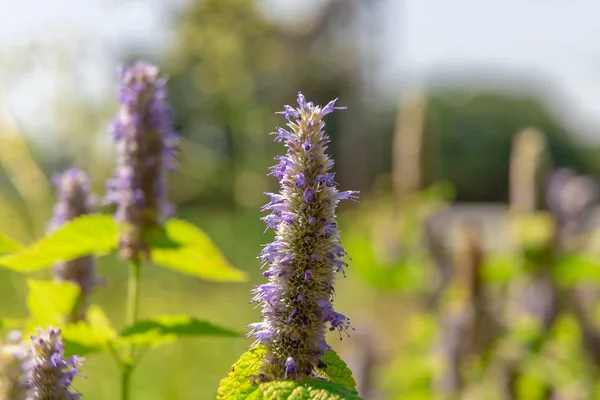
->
xmin=4 ymin=0 xmax=600 ymax=399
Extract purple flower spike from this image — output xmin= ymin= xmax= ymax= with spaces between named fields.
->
xmin=49 ymin=168 xmax=101 ymax=322
xmin=28 ymin=326 xmax=83 ymax=400
xmin=105 ymin=62 xmax=178 ymax=261
xmin=250 ymin=92 xmax=358 ymax=381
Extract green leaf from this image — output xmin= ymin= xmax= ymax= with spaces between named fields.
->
xmin=62 ymin=305 xmax=118 ymax=357
xmin=0 ymin=318 xmax=26 ymax=329
xmin=119 ymin=315 xmax=241 ymax=348
xmin=253 ymin=379 xmax=364 ymax=400
xmin=150 ymin=219 xmax=247 ymax=282
xmin=0 ymin=214 xmax=119 ymax=272
xmin=553 ymin=254 xmax=600 ymax=288
xmin=218 ymin=346 xmax=266 ymax=399
xmin=218 ymin=346 xmax=364 ymax=400
xmin=319 ymin=351 xmax=357 ymax=390
xmin=482 ymin=254 xmax=524 ymax=284
xmin=27 ymin=279 xmax=80 ymax=324
xmin=0 ymin=232 xmax=23 ymax=254
xmin=142 ymin=225 xmax=182 ymax=249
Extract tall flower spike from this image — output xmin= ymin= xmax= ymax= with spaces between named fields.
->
xmin=106 ymin=62 xmax=178 ymax=260
xmin=27 ymin=327 xmax=83 ymax=400
xmin=249 ymin=92 xmax=358 ymax=381
xmin=49 ymin=168 xmax=101 ymax=322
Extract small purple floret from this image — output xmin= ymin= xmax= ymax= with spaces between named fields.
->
xmin=27 ymin=326 xmax=83 ymax=400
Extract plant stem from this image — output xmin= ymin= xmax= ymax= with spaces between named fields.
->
xmin=121 ymin=259 xmax=142 ymax=400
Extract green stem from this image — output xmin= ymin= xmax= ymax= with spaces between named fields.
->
xmin=121 ymin=259 xmax=142 ymax=400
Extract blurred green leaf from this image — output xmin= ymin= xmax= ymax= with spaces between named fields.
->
xmin=553 ymin=254 xmax=600 ymax=288
xmin=119 ymin=315 xmax=241 ymax=348
xmin=151 ymin=219 xmax=247 ymax=282
xmin=26 ymin=279 xmax=80 ymax=324
xmin=0 ymin=318 xmax=25 ymax=329
xmin=509 ymin=212 xmax=554 ymax=250
xmin=142 ymin=225 xmax=182 ymax=249
xmin=218 ymin=345 xmax=363 ymax=399
xmin=0 ymin=232 xmax=23 ymax=254
xmin=62 ymin=305 xmax=118 ymax=357
xmin=320 ymin=350 xmax=357 ymax=390
xmin=0 ymin=214 xmax=119 ymax=272
xmin=482 ymin=254 xmax=524 ymax=284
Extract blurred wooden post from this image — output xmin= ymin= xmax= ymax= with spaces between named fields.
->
xmin=507 ymin=127 xmax=557 ymax=399
xmin=392 ymin=92 xmax=428 ymax=207
xmin=509 ymin=127 xmax=550 ymax=214
xmin=434 ymin=219 xmax=487 ymax=397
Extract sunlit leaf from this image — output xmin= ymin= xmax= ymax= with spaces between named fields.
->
xmin=119 ymin=315 xmax=241 ymax=348
xmin=26 ymin=279 xmax=80 ymax=324
xmin=319 ymin=350 xmax=357 ymax=390
xmin=218 ymin=346 xmax=364 ymax=400
xmin=0 ymin=232 xmax=23 ymax=254
xmin=0 ymin=318 xmax=25 ymax=329
xmin=508 ymin=212 xmax=554 ymax=250
xmin=553 ymin=254 xmax=600 ymax=288
xmin=0 ymin=215 xmax=119 ymax=272
xmin=482 ymin=254 xmax=524 ymax=284
xmin=151 ymin=219 xmax=247 ymax=282
xmin=62 ymin=305 xmax=118 ymax=357
xmin=218 ymin=346 xmax=265 ymax=399
xmin=252 ymin=379 xmax=364 ymax=399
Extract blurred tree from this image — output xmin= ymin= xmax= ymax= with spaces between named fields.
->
xmin=160 ymin=0 xmax=377 ymax=207
xmin=378 ymin=88 xmax=597 ymax=202
xmin=162 ymin=0 xmax=290 ymax=207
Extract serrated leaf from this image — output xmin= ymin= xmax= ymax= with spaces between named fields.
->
xmin=150 ymin=219 xmax=247 ymax=282
xmin=218 ymin=346 xmax=266 ymax=399
xmin=119 ymin=315 xmax=241 ymax=348
xmin=0 ymin=214 xmax=119 ymax=272
xmin=62 ymin=305 xmax=118 ymax=357
xmin=319 ymin=351 xmax=357 ymax=390
xmin=0 ymin=232 xmax=22 ymax=254
xmin=256 ymin=379 xmax=363 ymax=400
xmin=27 ymin=279 xmax=80 ymax=323
xmin=218 ymin=346 xmax=364 ymax=400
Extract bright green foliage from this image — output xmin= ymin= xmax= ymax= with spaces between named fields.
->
xmin=382 ymin=314 xmax=438 ymax=398
xmin=320 ymin=351 xmax=357 ymax=390
xmin=553 ymin=254 xmax=600 ymax=288
xmin=218 ymin=346 xmax=266 ymax=399
xmin=0 ymin=214 xmax=119 ymax=272
xmin=0 ymin=232 xmax=22 ymax=254
xmin=218 ymin=346 xmax=363 ymax=400
xmin=62 ymin=305 xmax=118 ymax=357
xmin=119 ymin=315 xmax=241 ymax=348
xmin=0 ymin=318 xmax=26 ymax=329
xmin=482 ymin=254 xmax=525 ymax=284
xmin=26 ymin=279 xmax=80 ymax=326
xmin=151 ymin=219 xmax=247 ymax=282
xmin=345 ymin=184 xmax=451 ymax=293
xmin=247 ymin=379 xmax=363 ymax=400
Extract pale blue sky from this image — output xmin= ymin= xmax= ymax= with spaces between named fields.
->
xmin=2 ymin=0 xmax=600 ymax=141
